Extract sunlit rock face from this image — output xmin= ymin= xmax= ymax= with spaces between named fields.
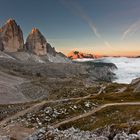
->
xmin=25 ymin=28 xmax=47 ymax=56
xmin=67 ymin=51 xmax=95 ymax=59
xmin=0 ymin=19 xmax=24 ymax=52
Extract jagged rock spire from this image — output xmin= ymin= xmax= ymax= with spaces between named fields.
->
xmin=0 ymin=18 xmax=24 ymax=52
xmin=25 ymin=28 xmax=47 ymax=55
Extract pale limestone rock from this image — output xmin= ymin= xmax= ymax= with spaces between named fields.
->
xmin=25 ymin=28 xmax=47 ymax=56
xmin=0 ymin=19 xmax=24 ymax=52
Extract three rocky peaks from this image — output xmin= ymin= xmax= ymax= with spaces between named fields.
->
xmin=0 ymin=19 xmax=57 ymax=56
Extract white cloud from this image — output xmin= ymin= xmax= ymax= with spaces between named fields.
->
xmin=122 ymin=19 xmax=140 ymax=40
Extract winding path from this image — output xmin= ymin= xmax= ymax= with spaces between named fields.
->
xmin=0 ymin=96 xmax=140 ymax=129
xmin=53 ymin=102 xmax=140 ymax=128
xmin=0 ymin=95 xmax=92 ymax=127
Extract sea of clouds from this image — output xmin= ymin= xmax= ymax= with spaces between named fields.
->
xmin=74 ymin=57 xmax=140 ymax=84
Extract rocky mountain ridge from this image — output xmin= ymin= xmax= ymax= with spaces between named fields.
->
xmin=0 ymin=19 xmax=69 ymax=63
xmin=67 ymin=51 xmax=95 ymax=59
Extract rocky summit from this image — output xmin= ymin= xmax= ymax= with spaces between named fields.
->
xmin=25 ymin=28 xmax=47 ymax=56
xmin=0 ymin=19 xmax=24 ymax=52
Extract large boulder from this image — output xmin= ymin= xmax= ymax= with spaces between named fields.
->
xmin=0 ymin=19 xmax=24 ymax=52
xmin=25 ymin=28 xmax=47 ymax=56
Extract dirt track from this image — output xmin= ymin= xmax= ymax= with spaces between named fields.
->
xmin=0 ymin=95 xmax=92 ymax=127
xmin=0 ymin=96 xmax=139 ymax=139
xmin=53 ymin=102 xmax=140 ymax=128
xmin=0 ymin=95 xmax=140 ymax=129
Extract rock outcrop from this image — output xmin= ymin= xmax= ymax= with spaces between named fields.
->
xmin=0 ymin=38 xmax=4 ymax=51
xmin=46 ymin=43 xmax=56 ymax=56
xmin=26 ymin=127 xmax=109 ymax=140
xmin=83 ymin=61 xmax=117 ymax=82
xmin=67 ymin=51 xmax=95 ymax=59
xmin=25 ymin=28 xmax=47 ymax=56
xmin=131 ymin=78 xmax=140 ymax=92
xmin=25 ymin=127 xmax=140 ymax=140
xmin=0 ymin=19 xmax=24 ymax=52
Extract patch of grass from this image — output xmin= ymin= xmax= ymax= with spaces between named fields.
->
xmin=60 ymin=105 xmax=140 ymax=131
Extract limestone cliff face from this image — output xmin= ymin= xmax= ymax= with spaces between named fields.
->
xmin=0 ymin=19 xmax=24 ymax=52
xmin=25 ymin=28 xmax=47 ymax=56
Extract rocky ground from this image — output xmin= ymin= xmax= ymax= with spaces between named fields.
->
xmin=0 ymin=55 xmax=117 ymax=104
xmin=0 ymin=51 xmax=139 ymax=139
xmin=25 ymin=127 xmax=140 ymax=140
xmin=0 ymin=79 xmax=139 ymax=139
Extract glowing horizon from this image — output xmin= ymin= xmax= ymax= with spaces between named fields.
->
xmin=49 ymin=38 xmax=140 ymax=56
xmin=1 ymin=0 xmax=140 ymax=56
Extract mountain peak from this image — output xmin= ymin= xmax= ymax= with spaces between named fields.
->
xmin=0 ymin=19 xmax=24 ymax=52
xmin=31 ymin=28 xmax=40 ymax=34
xmin=6 ymin=18 xmax=16 ymax=25
xmin=26 ymin=28 xmax=47 ymax=55
xmin=0 ymin=19 xmax=17 ymax=33
xmin=67 ymin=51 xmax=95 ymax=59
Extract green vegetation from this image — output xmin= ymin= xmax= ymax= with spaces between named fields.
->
xmin=59 ymin=105 xmax=140 ymax=133
xmin=1 ymin=79 xmax=140 ymax=134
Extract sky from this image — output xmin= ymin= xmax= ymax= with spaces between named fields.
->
xmin=0 ymin=0 xmax=140 ymax=56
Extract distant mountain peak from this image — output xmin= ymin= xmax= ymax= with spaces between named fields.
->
xmin=67 ymin=51 xmax=95 ymax=59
